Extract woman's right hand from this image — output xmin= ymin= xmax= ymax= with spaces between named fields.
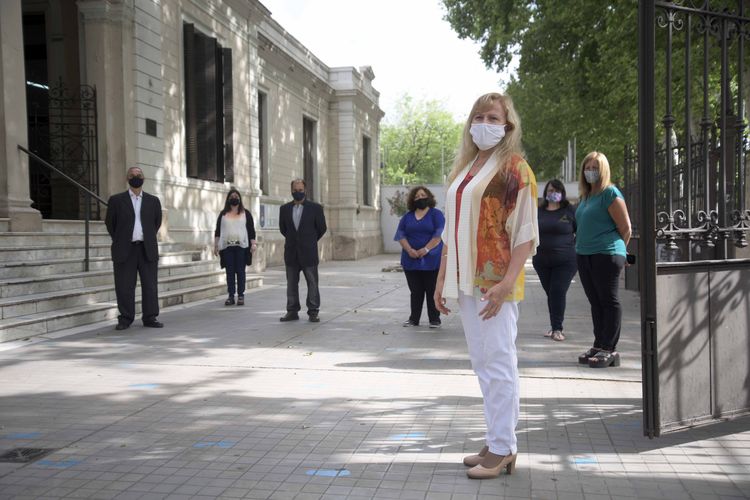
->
xmin=434 ymin=281 xmax=451 ymax=315
xmin=213 ymin=246 xmax=219 ymax=257
xmin=407 ymin=248 xmax=420 ymax=259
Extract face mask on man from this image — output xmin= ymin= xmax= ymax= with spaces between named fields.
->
xmin=414 ymin=198 xmax=429 ymax=210
xmin=128 ymin=177 xmax=144 ymax=188
xmin=584 ymin=170 xmax=600 ymax=184
xmin=229 ymin=198 xmax=240 ymax=206
xmin=292 ymin=191 xmax=305 ymax=201
xmin=469 ymin=123 xmax=506 ymax=151
xmin=546 ymin=192 xmax=562 ymax=203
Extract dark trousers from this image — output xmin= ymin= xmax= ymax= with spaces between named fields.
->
xmin=113 ymin=242 xmax=159 ymax=325
xmin=286 ymin=264 xmax=320 ymax=315
xmin=532 ymin=256 xmax=577 ymax=331
xmin=223 ymin=246 xmax=246 ymax=297
xmin=404 ymin=270 xmax=440 ymax=324
xmin=576 ymin=253 xmax=625 ymax=351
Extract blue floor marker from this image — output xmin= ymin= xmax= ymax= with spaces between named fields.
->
xmin=306 ymin=468 xmax=350 ymax=477
xmin=2 ymin=432 xmax=41 ymax=439
xmin=128 ymin=383 xmax=160 ymax=390
xmin=193 ymin=440 xmax=235 ymax=448
xmin=388 ymin=432 xmax=425 ymax=440
xmin=574 ymin=456 xmax=598 ymax=464
xmin=35 ymin=459 xmax=82 ymax=469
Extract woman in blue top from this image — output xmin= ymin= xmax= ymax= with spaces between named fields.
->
xmin=575 ymin=152 xmax=632 ymax=368
xmin=395 ymin=186 xmax=445 ymax=328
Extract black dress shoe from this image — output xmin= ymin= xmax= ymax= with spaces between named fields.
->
xmin=143 ymin=320 xmax=164 ymax=328
xmin=115 ymin=323 xmax=130 ymax=331
xmin=308 ymin=314 xmax=320 ymax=323
xmin=279 ymin=312 xmax=299 ymax=322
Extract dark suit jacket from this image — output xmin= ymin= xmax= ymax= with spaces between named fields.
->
xmin=214 ymin=209 xmax=257 ymax=268
xmin=105 ymin=190 xmax=162 ymax=264
xmin=279 ymin=200 xmax=327 ymax=268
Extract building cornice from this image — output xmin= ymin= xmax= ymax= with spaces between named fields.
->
xmin=332 ymin=89 xmax=385 ymax=120
xmin=257 ymin=32 xmax=333 ymax=95
xmin=77 ymin=0 xmax=134 ymax=23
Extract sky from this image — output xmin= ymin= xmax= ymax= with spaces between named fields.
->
xmin=260 ymin=0 xmax=514 ymax=123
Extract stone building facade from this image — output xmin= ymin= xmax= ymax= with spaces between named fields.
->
xmin=0 ymin=0 xmax=384 ymax=267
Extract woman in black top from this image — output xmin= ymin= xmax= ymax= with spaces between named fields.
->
xmin=532 ymin=179 xmax=577 ymax=341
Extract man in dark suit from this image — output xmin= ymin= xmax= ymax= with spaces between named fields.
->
xmin=105 ymin=167 xmax=164 ymax=330
xmin=278 ymin=178 xmax=327 ymax=322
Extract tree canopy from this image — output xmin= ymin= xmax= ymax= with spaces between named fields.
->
xmin=381 ymin=95 xmax=463 ymax=185
xmin=442 ymin=0 xmax=638 ymax=182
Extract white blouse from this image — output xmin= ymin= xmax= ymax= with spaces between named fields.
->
xmin=218 ymin=214 xmax=249 ymax=251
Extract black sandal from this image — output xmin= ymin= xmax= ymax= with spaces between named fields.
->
xmin=578 ymin=348 xmax=600 ymax=364
xmin=588 ymin=351 xmax=620 ymax=368
xmin=225 ymin=297 xmax=235 ymax=306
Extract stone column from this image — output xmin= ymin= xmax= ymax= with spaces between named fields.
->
xmin=77 ymin=0 xmax=136 ymax=200
xmin=0 ymin=0 xmax=43 ymax=231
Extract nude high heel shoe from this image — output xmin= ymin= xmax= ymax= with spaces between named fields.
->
xmin=462 ymin=445 xmax=489 ymax=467
xmin=466 ymin=453 xmax=517 ymax=479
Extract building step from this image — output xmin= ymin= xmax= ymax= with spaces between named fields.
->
xmin=0 ymin=276 xmax=262 ymax=343
xmin=0 ymin=219 xmax=107 ymax=234
xmin=0 ymin=231 xmax=113 ymax=246
xmin=0 ymin=250 xmax=212 ymax=279
xmin=0 ymin=269 xmax=229 ymax=320
xmin=0 ymin=219 xmax=255 ymax=344
xmin=0 ymin=259 xmax=220 ymax=298
xmin=0 ymin=242 xmax=190 ymax=261
xmin=41 ymin=219 xmax=108 ymax=233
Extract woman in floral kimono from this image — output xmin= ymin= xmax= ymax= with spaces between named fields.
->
xmin=435 ymin=93 xmax=538 ymax=479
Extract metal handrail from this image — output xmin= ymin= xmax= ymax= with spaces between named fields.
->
xmin=17 ymin=145 xmax=108 ymax=271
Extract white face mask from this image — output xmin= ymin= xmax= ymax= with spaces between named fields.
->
xmin=469 ymin=123 xmax=506 ymax=151
xmin=584 ymin=170 xmax=600 ymax=184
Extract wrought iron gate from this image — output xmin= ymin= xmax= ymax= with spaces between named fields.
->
xmin=638 ymin=0 xmax=750 ymax=437
xmin=28 ymin=78 xmax=99 ymax=220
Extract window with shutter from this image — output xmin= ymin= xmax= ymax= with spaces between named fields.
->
xmin=222 ymin=47 xmax=233 ymax=183
xmin=363 ymin=136 xmax=371 ymax=206
xmin=183 ymin=23 xmax=233 ymax=183
xmin=303 ymin=117 xmax=315 ymax=201
xmin=258 ymin=91 xmax=268 ymax=194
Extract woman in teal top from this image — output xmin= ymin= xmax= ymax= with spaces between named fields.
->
xmin=575 ymin=151 xmax=632 ymax=368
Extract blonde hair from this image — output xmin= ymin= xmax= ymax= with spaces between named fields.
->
xmin=579 ymin=151 xmax=613 ymax=199
xmin=446 ymin=93 xmax=523 ymax=183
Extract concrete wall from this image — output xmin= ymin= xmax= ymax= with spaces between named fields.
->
xmin=380 ymin=184 xmax=447 ymax=254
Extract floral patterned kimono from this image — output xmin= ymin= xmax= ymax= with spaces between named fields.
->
xmin=442 ymin=153 xmax=539 ymax=301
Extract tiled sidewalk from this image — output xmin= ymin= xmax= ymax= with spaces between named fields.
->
xmin=0 ymin=255 xmax=748 ymax=500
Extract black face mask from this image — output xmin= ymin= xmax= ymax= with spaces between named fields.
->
xmin=128 ymin=177 xmax=144 ymax=188
xmin=292 ymin=191 xmax=305 ymax=201
xmin=414 ymin=198 xmax=429 ymax=210
xmin=229 ymin=198 xmax=240 ymax=206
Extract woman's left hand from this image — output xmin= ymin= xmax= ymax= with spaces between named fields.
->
xmin=479 ymin=281 xmax=512 ymax=321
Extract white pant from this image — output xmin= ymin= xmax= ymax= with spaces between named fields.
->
xmin=458 ymin=292 xmax=520 ymax=455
